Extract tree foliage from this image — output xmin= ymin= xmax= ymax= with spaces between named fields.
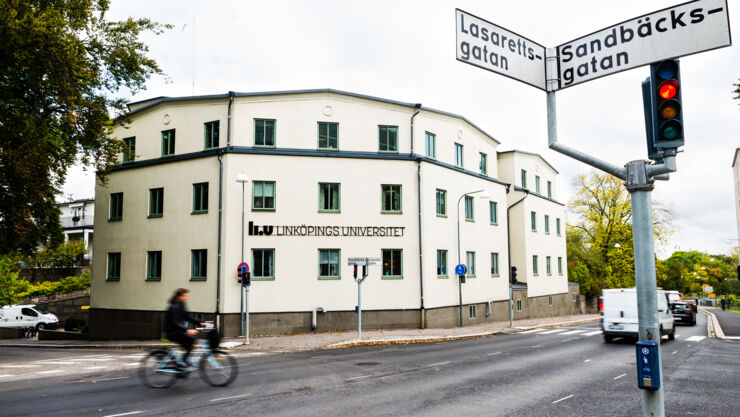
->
xmin=0 ymin=257 xmax=29 ymax=305
xmin=566 ymin=171 xmax=674 ymax=298
xmin=657 ymin=250 xmax=739 ymax=297
xmin=0 ymin=0 xmax=169 ymax=255
xmin=28 ymin=240 xmax=88 ymax=268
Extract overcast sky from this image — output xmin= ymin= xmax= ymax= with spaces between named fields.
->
xmin=62 ymin=0 xmax=740 ymax=257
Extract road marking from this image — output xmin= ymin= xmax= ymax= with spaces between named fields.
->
xmin=102 ymin=411 xmax=143 ymax=417
xmin=121 ymin=354 xmax=147 ymax=359
xmin=345 ymin=375 xmax=373 ymax=381
xmin=86 ymin=366 xmax=107 ymax=370
xmin=209 ymin=393 xmax=251 ymax=402
xmin=687 ymin=344 xmax=692 ymax=347
xmin=530 ymin=345 xmax=542 ymax=348
xmin=36 ymin=370 xmax=63 ymax=374
xmin=671 ymin=351 xmax=678 ymax=355
xmin=0 ymin=365 xmax=40 ymax=368
xmin=124 ymin=362 xmax=140 ymax=367
xmin=519 ymin=328 xmax=548 ymax=334
xmin=539 ymin=329 xmax=566 ymax=335
xmin=311 ymin=355 xmax=331 ymax=359
xmin=582 ymin=330 xmax=602 ymax=336
xmin=561 ymin=330 xmax=587 ymax=335
xmin=685 ymin=336 xmax=706 ymax=342
xmin=76 ymin=358 xmax=116 ymax=362
xmin=552 ymin=394 xmax=574 ymax=404
xmin=427 ymin=361 xmax=451 ymax=367
xmin=37 ymin=361 xmax=76 ymax=365
xmin=0 ymin=374 xmax=14 ymax=378
xmin=95 ymin=376 xmax=130 ymax=382
xmin=488 ymin=352 xmax=502 ymax=356
xmin=614 ymin=373 xmax=627 ymax=380
xmin=583 ymin=359 xmax=591 ymax=363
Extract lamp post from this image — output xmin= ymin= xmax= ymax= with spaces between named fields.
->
xmin=456 ymin=189 xmax=490 ymax=327
xmin=235 ymin=173 xmax=249 ymax=344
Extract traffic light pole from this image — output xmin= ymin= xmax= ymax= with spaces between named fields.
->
xmin=547 ymin=91 xmax=676 ymax=417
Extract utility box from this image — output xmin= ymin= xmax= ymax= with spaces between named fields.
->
xmin=636 ymin=341 xmax=661 ymax=390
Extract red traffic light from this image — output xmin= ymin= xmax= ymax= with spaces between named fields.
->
xmin=658 ymin=80 xmax=678 ymax=100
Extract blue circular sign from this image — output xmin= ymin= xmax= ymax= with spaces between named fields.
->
xmin=455 ymin=264 xmax=467 ymax=276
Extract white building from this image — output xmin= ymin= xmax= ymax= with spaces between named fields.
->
xmin=733 ymin=148 xmax=740 ymax=244
xmin=58 ymin=198 xmax=94 ymax=259
xmin=90 ymin=89 xmax=574 ymax=339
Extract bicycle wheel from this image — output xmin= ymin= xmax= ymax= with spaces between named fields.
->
xmin=199 ymin=350 xmax=238 ymax=387
xmin=139 ymin=350 xmax=178 ymax=388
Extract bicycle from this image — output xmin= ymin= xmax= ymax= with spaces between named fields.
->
xmin=139 ymin=325 xmax=238 ymax=388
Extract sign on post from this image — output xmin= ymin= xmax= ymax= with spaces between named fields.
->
xmin=347 ymin=257 xmax=367 ymax=266
xmin=367 ymin=257 xmax=382 ymax=266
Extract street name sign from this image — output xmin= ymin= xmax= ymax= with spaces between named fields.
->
xmin=455 ymin=8 xmax=547 ymax=91
xmin=348 ymin=257 xmax=367 ymax=266
xmin=367 ymin=257 xmax=382 ymax=266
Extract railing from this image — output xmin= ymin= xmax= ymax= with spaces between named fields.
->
xmin=60 ymin=216 xmax=94 ymax=228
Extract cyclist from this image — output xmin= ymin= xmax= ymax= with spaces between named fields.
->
xmin=164 ymin=288 xmax=205 ymax=369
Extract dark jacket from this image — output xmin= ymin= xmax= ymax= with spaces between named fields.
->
xmin=164 ymin=298 xmax=200 ymax=335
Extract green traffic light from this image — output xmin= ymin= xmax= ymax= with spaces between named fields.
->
xmin=661 ymin=125 xmax=680 ymax=140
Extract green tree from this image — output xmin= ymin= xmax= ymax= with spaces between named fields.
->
xmin=566 ymin=171 xmax=673 ymax=298
xmin=0 ymin=0 xmax=170 ymax=255
xmin=31 ymin=240 xmax=88 ymax=268
xmin=0 ymin=257 xmax=30 ymax=305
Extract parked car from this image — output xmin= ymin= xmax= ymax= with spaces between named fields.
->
xmin=601 ymin=288 xmax=675 ymax=343
xmin=670 ymin=302 xmax=696 ymax=326
xmin=685 ymin=299 xmax=698 ymax=313
xmin=0 ymin=305 xmax=59 ymax=331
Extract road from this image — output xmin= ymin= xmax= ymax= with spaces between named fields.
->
xmin=1 ymin=312 xmax=737 ymax=417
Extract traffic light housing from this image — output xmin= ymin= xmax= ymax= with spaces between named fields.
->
xmin=237 ymin=264 xmax=250 ymax=287
xmin=644 ymin=59 xmax=684 ymax=156
xmin=353 ymin=265 xmax=358 ymax=280
xmin=510 ymin=266 xmax=518 ymax=284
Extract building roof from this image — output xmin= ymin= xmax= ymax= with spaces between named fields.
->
xmin=733 ymin=148 xmax=740 ymax=167
xmin=497 ymin=149 xmax=559 ymax=174
xmin=123 ymin=88 xmax=502 ymax=145
xmin=57 ymin=198 xmax=94 ymax=206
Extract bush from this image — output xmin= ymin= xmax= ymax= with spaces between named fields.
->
xmin=16 ymin=271 xmax=91 ymax=298
xmin=63 ymin=316 xmax=88 ymax=333
xmin=0 ymin=257 xmax=30 ymax=305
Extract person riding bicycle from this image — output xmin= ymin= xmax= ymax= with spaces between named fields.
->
xmin=164 ymin=288 xmax=205 ymax=369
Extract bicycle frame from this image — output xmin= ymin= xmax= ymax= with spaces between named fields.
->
xmin=154 ymin=338 xmax=224 ymax=375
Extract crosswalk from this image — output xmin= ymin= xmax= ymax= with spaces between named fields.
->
xmin=518 ymin=327 xmax=708 ymax=342
xmin=0 ymin=353 xmax=147 ymax=381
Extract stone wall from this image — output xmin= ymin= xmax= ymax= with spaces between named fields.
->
xmin=21 ymin=291 xmax=90 ymax=328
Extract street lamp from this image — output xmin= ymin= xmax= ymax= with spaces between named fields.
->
xmin=456 ymin=189 xmax=490 ymax=327
xmin=235 ymin=173 xmax=249 ymax=344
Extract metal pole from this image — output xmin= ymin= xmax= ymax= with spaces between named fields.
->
xmin=357 ymin=280 xmax=362 ymax=339
xmin=631 ymin=189 xmax=664 ymax=417
xmin=457 ymin=195 xmax=464 ymax=327
xmin=241 ymin=181 xmax=245 ymax=337
xmin=245 ymin=286 xmax=250 ymax=344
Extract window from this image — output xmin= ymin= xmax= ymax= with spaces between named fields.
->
xmin=464 ymin=196 xmax=474 ymax=221
xmin=425 ymin=132 xmax=436 ymax=158
xmin=379 ymin=125 xmax=398 ymax=152
xmin=191 ymin=249 xmax=207 ymax=280
xmin=193 ymin=182 xmax=209 ymax=214
xmin=521 ymin=169 xmax=527 ymax=189
xmin=479 ymin=153 xmax=487 ymax=175
xmin=255 ymin=119 xmax=276 ymax=147
xmin=318 ymin=122 xmax=338 ymax=150
xmin=149 ymin=188 xmax=164 ymax=217
xmin=531 ymin=211 xmax=537 ymax=231
xmin=122 ymin=137 xmax=135 ymax=163
xmin=253 ymin=181 xmax=275 ymax=210
xmin=381 ymin=184 xmax=402 ymax=213
xmin=454 ymin=143 xmax=464 ymax=168
xmin=546 ymin=256 xmax=552 ymax=276
xmin=21 ymin=308 xmax=38 ymax=317
xmin=558 ymin=257 xmax=563 ymax=275
xmin=548 ymin=295 xmax=553 ymax=306
xmin=535 ymin=175 xmax=541 ymax=194
xmin=436 ymin=189 xmax=447 ymax=216
xmin=147 ymin=251 xmax=162 ymax=281
xmin=533 ymin=255 xmax=539 ymax=276
xmin=109 ymin=193 xmax=123 ymax=220
xmin=252 ymin=249 xmax=275 ymax=279
xmin=489 ymin=201 xmax=498 ymax=225
xmin=107 ymin=253 xmax=121 ymax=281
xmin=161 ymin=129 xmax=175 ymax=156
xmin=516 ymin=299 xmax=522 ymax=312
xmin=319 ymin=183 xmax=340 ymax=212
xmin=466 ymin=251 xmax=476 ymax=276
xmin=382 ymin=249 xmax=402 ymax=278
xmin=491 ymin=252 xmax=499 ymax=276
xmin=545 ymin=215 xmax=550 ymax=234
xmin=469 ymin=305 xmax=477 ymax=319
xmin=547 ymin=181 xmax=552 ymax=198
xmin=437 ymin=250 xmax=448 ymax=276
xmin=556 ymin=218 xmax=561 ymax=236
xmin=204 ymin=121 xmax=219 ymax=149
xmin=318 ymin=249 xmax=340 ymax=279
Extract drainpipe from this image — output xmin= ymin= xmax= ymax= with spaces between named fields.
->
xmin=410 ymin=103 xmax=424 ymax=328
xmin=215 ymin=92 xmax=234 ymax=333
xmin=507 ymin=186 xmax=529 ymax=327
xmin=312 ymin=307 xmax=325 ymax=331
xmin=227 ymin=91 xmax=234 ymax=148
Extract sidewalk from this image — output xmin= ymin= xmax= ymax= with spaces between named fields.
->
xmin=0 ymin=314 xmax=600 ymax=351
xmin=702 ymin=307 xmax=740 ymax=340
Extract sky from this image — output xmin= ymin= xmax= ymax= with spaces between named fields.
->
xmin=61 ymin=0 xmax=740 ymax=257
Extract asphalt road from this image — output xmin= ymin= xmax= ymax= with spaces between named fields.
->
xmin=0 ymin=312 xmax=737 ymax=417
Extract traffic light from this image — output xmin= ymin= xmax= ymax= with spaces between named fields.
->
xmin=644 ymin=59 xmax=684 ymax=155
xmin=237 ymin=264 xmax=250 ymax=287
xmin=353 ymin=265 xmax=358 ymax=279
xmin=510 ymin=266 xmax=518 ymax=284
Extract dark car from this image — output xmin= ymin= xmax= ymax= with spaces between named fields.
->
xmin=686 ymin=299 xmax=698 ymax=313
xmin=670 ymin=302 xmax=696 ymax=326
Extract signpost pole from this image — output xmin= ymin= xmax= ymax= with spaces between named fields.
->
xmin=245 ymin=286 xmax=250 ymax=345
xmin=357 ymin=278 xmax=362 ymax=340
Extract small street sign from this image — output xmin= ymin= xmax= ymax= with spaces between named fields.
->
xmin=367 ymin=257 xmax=382 ymax=266
xmin=455 ymin=264 xmax=468 ymax=276
xmin=347 ymin=257 xmax=367 ymax=266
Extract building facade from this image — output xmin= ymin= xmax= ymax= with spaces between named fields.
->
xmin=90 ymin=89 xmax=573 ymax=339
xmin=58 ymin=198 xmax=94 ymax=259
xmin=733 ymin=148 xmax=740 ymax=244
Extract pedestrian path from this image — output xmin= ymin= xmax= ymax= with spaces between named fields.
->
xmin=518 ymin=326 xmax=709 ymax=342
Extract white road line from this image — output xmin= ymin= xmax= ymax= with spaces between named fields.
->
xmin=552 ymin=394 xmax=574 ymax=404
xmin=530 ymin=345 xmax=542 ymax=348
xmin=583 ymin=359 xmax=591 ymax=363
xmin=488 ymin=352 xmax=502 ymax=356
xmin=685 ymin=336 xmax=706 ymax=342
xmin=345 ymin=375 xmax=373 ymax=381
xmin=95 ymin=376 xmax=130 ymax=382
xmin=687 ymin=344 xmax=692 ymax=347
xmin=0 ymin=374 xmax=14 ymax=378
xmin=671 ymin=351 xmax=678 ymax=355
xmin=519 ymin=328 xmax=549 ymax=334
xmin=427 ymin=361 xmax=451 ymax=367
xmin=76 ymin=358 xmax=116 ymax=362
xmin=86 ymin=366 xmax=107 ymax=370
xmin=209 ymin=394 xmax=251 ymax=402
xmin=37 ymin=361 xmax=76 ymax=365
xmin=539 ymin=329 xmax=567 ymax=335
xmin=123 ymin=363 xmax=140 ymax=367
xmin=614 ymin=373 xmax=627 ymax=380
xmin=36 ymin=370 xmax=63 ymax=374
xmin=102 ymin=411 xmax=143 ymax=417
xmin=582 ymin=330 xmax=602 ymax=336
xmin=0 ymin=364 xmax=41 ymax=368
xmin=561 ymin=330 xmax=587 ymax=335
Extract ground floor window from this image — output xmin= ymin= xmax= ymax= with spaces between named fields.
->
xmin=252 ymin=249 xmax=274 ymax=279
xmin=437 ymin=250 xmax=447 ymax=277
xmin=490 ymin=252 xmax=499 ymax=276
xmin=469 ymin=305 xmax=477 ymax=319
xmin=191 ymin=249 xmax=207 ymax=280
xmin=107 ymin=252 xmax=121 ymax=281
xmin=318 ymin=249 xmax=340 ymax=279
xmin=382 ymin=249 xmax=402 ymax=278
xmin=516 ymin=299 xmax=523 ymax=312
xmin=558 ymin=257 xmax=563 ymax=275
xmin=548 ymin=295 xmax=553 ymax=306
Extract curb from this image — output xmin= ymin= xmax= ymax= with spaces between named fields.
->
xmin=701 ymin=308 xmax=739 ymax=341
xmin=0 ymin=342 xmax=176 ymax=350
xmin=514 ymin=317 xmax=601 ymax=331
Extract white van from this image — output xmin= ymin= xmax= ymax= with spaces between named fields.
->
xmin=665 ymin=290 xmax=682 ymax=303
xmin=601 ymin=288 xmax=674 ymax=343
xmin=0 ymin=305 xmax=59 ymax=330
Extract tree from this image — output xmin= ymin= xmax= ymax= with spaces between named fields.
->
xmin=0 ymin=0 xmax=170 ymax=255
xmin=566 ymin=171 xmax=674 ymax=298
xmin=0 ymin=257 xmax=29 ymax=305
